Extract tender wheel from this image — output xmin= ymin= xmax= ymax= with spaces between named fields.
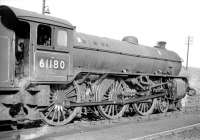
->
xmin=133 ymin=98 xmax=156 ymax=116
xmin=41 ymin=82 xmax=81 ymax=126
xmin=157 ymin=97 xmax=169 ymax=113
xmin=97 ymin=79 xmax=128 ymax=119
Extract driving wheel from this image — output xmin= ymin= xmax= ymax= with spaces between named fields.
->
xmin=41 ymin=82 xmax=81 ymax=126
xmin=97 ymin=79 xmax=128 ymax=119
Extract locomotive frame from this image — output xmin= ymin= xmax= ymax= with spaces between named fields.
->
xmin=0 ymin=6 xmax=194 ymax=126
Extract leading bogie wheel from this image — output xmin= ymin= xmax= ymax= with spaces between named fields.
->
xmin=133 ymin=98 xmax=157 ymax=116
xmin=41 ymin=82 xmax=81 ymax=126
xmin=157 ymin=97 xmax=169 ymax=113
xmin=97 ymin=79 xmax=128 ymax=119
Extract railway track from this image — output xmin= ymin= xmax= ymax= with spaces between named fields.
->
xmin=131 ymin=122 xmax=200 ymax=140
xmin=0 ymin=106 xmax=199 ymax=140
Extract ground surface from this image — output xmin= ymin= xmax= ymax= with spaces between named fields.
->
xmin=11 ymin=110 xmax=199 ymax=140
xmin=154 ymin=127 xmax=200 ymax=140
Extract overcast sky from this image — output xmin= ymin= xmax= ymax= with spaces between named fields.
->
xmin=1 ymin=0 xmax=200 ymax=68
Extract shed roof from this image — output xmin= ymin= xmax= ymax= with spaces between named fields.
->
xmin=0 ymin=5 xmax=74 ymax=29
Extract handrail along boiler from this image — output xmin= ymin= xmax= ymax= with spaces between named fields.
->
xmin=0 ymin=6 xmax=194 ymax=126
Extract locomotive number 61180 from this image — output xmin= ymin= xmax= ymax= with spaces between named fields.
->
xmin=39 ymin=57 xmax=66 ymax=70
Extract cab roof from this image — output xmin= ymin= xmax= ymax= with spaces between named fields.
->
xmin=0 ymin=5 xmax=74 ymax=29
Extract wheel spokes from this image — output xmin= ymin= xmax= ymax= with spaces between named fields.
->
xmin=41 ymin=83 xmax=81 ymax=126
xmin=97 ymin=79 xmax=128 ymax=119
xmin=109 ymin=105 xmax=112 ymax=115
xmin=45 ymin=105 xmax=55 ymax=119
xmin=157 ymin=97 xmax=169 ymax=113
xmin=134 ymin=98 xmax=156 ymax=116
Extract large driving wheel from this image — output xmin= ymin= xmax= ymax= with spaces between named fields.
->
xmin=41 ymin=82 xmax=81 ymax=126
xmin=133 ymin=98 xmax=156 ymax=116
xmin=97 ymin=79 xmax=128 ymax=119
xmin=157 ymin=97 xmax=169 ymax=113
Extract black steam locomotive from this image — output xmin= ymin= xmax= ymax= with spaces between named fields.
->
xmin=0 ymin=6 xmax=193 ymax=126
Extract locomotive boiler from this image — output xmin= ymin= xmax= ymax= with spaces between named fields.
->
xmin=0 ymin=5 xmax=193 ymax=126
xmin=73 ymin=33 xmax=182 ymax=75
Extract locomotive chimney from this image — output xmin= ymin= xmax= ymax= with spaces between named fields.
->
xmin=155 ymin=41 xmax=166 ymax=49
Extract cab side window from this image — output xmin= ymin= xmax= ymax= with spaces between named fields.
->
xmin=37 ymin=24 xmax=51 ymax=46
xmin=57 ymin=30 xmax=68 ymax=47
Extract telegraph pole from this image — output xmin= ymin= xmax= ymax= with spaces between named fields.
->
xmin=186 ymin=36 xmax=193 ymax=70
xmin=42 ymin=0 xmax=45 ymax=14
xmin=42 ymin=0 xmax=50 ymax=14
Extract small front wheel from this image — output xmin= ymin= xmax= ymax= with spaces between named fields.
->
xmin=133 ymin=98 xmax=156 ymax=116
xmin=157 ymin=97 xmax=169 ymax=113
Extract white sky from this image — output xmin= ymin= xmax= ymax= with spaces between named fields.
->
xmin=1 ymin=0 xmax=200 ymax=68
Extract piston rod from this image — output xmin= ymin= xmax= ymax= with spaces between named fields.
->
xmin=69 ymin=92 xmax=166 ymax=107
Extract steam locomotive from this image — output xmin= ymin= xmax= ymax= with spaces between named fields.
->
xmin=0 ymin=5 xmax=193 ymax=126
